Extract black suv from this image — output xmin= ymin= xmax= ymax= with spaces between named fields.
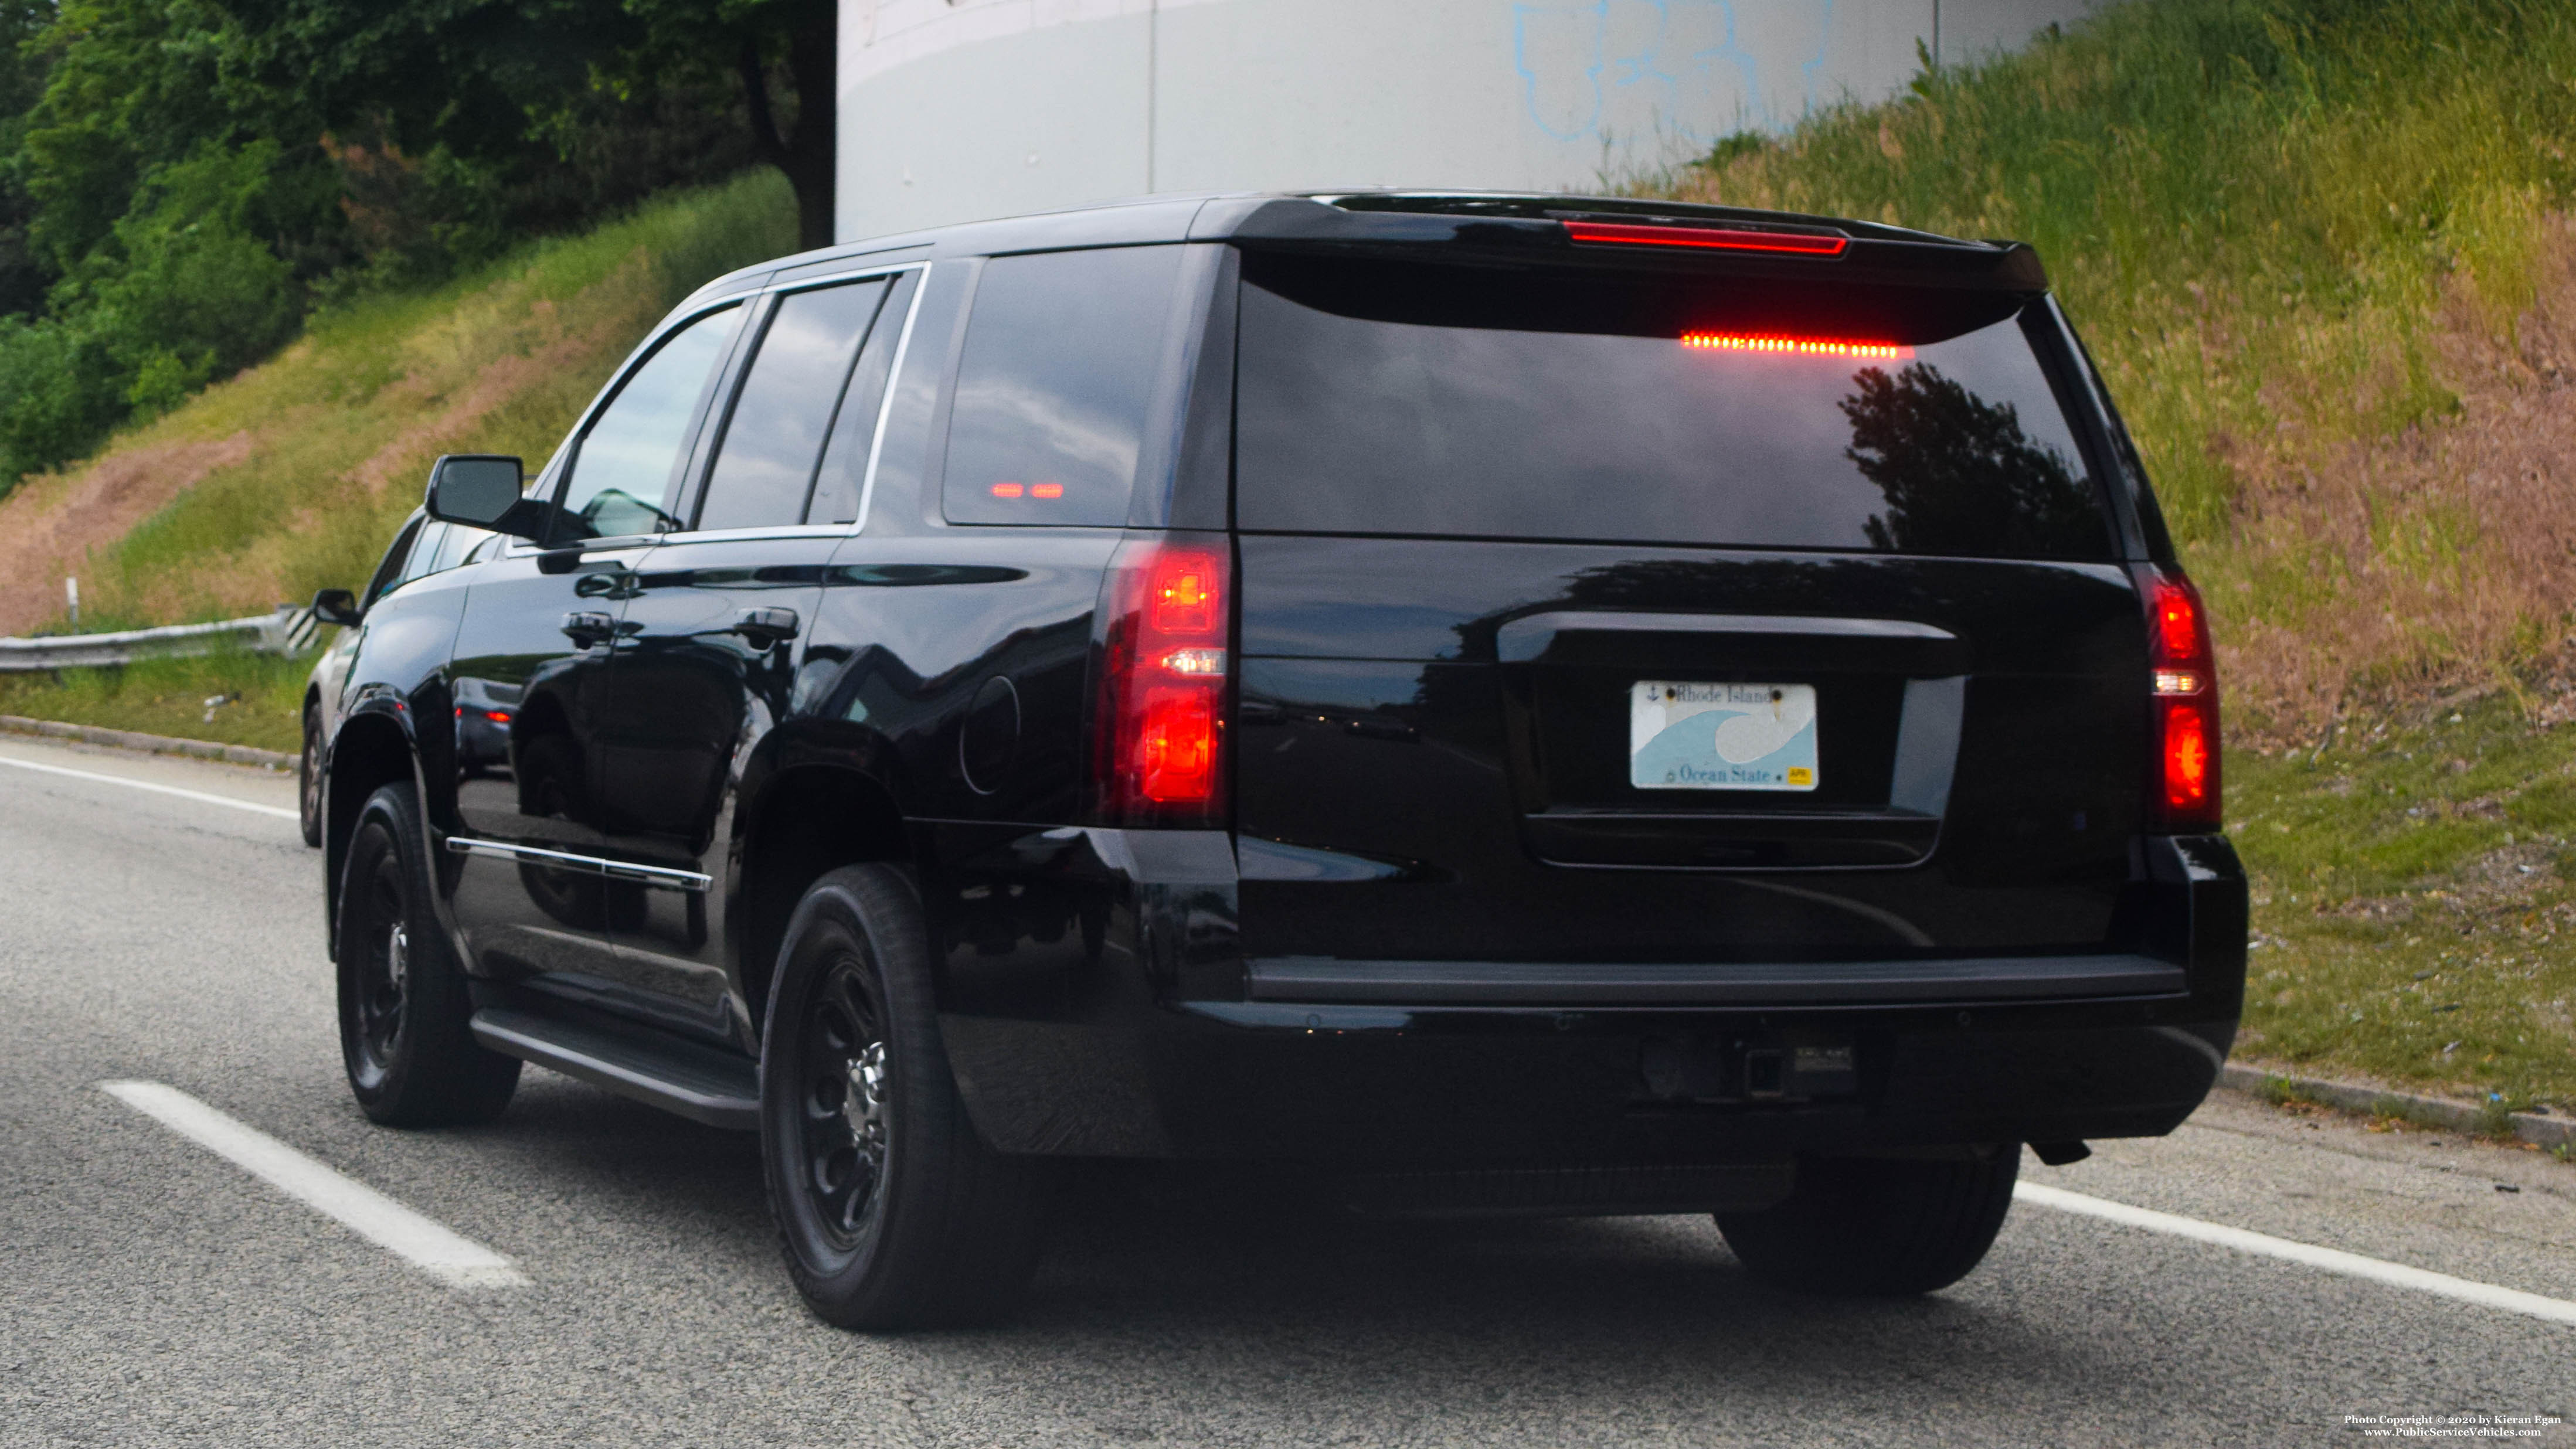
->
xmin=315 ymin=191 xmax=2246 ymax=1327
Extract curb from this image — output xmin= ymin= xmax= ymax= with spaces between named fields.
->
xmin=0 ymin=714 xmax=295 ymax=772
xmin=2216 ymin=1062 xmax=2572 ymax=1152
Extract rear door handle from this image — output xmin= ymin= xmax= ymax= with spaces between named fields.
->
xmin=736 ymin=607 xmax=801 ymax=649
xmin=561 ymin=610 xmax=616 ymax=646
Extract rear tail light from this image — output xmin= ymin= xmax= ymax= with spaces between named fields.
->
xmin=1095 ymin=536 xmax=1231 ymax=825
xmin=2138 ymin=565 xmax=2221 ymax=833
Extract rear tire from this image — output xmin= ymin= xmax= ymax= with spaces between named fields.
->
xmin=297 ymin=702 xmax=324 ymax=848
xmin=1716 ymin=1149 xmax=2018 ymax=1296
xmin=335 ymin=782 xmax=519 ymax=1126
xmin=760 ymin=865 xmax=1046 ymax=1330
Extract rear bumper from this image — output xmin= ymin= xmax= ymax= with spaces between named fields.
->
xmin=944 ymin=1005 xmax=2234 ymax=1163
xmin=927 ymin=826 xmax=2247 ymax=1165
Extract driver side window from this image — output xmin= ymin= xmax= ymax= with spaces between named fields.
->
xmin=557 ymin=303 xmax=740 ymax=540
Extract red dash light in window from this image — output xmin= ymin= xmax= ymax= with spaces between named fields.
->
xmin=990 ymin=481 xmax=1025 ymax=498
xmin=1681 ymin=334 xmax=1914 ymax=360
xmin=2137 ymin=566 xmax=2222 ymax=833
xmin=1564 ymin=220 xmax=1850 ymax=256
xmin=1031 ymin=482 xmax=1064 ymax=498
xmin=1095 ymin=538 xmax=1231 ymax=823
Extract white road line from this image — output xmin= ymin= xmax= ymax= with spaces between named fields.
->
xmin=2016 ymin=1181 xmax=2576 ymax=1327
xmin=98 ymin=1081 xmax=526 ymax=1289
xmin=0 ymin=753 xmax=298 ymax=821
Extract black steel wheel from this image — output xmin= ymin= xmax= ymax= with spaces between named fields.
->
xmin=345 ymin=845 xmax=409 ymax=1089
xmin=297 ymin=700 xmax=324 ymax=848
xmin=760 ymin=864 xmax=1045 ymax=1330
xmin=335 ymin=782 xmax=519 ymax=1126
xmin=1716 ymin=1149 xmax=2020 ymax=1296
xmin=796 ymin=951 xmax=890 ymax=1246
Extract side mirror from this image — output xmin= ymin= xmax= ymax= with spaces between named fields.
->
xmin=311 ymin=588 xmax=361 ymax=627
xmin=424 ymin=454 xmax=547 ymax=540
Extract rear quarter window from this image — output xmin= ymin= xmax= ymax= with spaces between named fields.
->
xmin=940 ymin=247 xmax=1185 ymax=528
xmin=1235 ymin=254 xmax=2112 ymax=560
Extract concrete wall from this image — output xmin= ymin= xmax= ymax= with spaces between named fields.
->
xmin=837 ymin=0 xmax=2099 ymax=243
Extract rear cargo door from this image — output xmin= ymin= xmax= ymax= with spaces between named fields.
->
xmin=1229 ymin=251 xmax=2146 ymax=968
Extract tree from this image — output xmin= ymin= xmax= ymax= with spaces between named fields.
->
xmin=618 ymin=0 xmax=834 ymax=251
xmin=222 ymin=0 xmax=835 ymax=253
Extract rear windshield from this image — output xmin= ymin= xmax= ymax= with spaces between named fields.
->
xmin=1235 ymin=254 xmax=2112 ymax=560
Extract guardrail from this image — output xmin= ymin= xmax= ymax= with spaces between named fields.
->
xmin=0 ymin=605 xmax=321 ymax=672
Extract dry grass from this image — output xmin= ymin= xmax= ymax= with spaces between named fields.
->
xmin=2210 ymin=218 xmax=2576 ymax=742
xmin=0 ymin=433 xmax=253 ymax=635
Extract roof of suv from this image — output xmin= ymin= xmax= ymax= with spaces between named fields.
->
xmin=688 ymin=191 xmax=2049 ymax=308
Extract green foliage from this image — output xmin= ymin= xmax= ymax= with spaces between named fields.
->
xmin=0 ymin=309 xmax=117 ymax=478
xmin=0 ymin=0 xmax=789 ymax=498
xmin=76 ymin=142 xmax=303 ymax=410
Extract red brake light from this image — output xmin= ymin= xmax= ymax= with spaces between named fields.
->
xmin=1682 ymin=333 xmax=1914 ymax=360
xmin=2139 ymin=567 xmax=2221 ymax=832
xmin=990 ymin=482 xmax=1025 ymax=498
xmin=1097 ymin=538 xmax=1231 ymax=823
xmin=1564 ymin=220 xmax=1850 ymax=257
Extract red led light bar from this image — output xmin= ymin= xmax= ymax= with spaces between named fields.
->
xmin=1681 ymin=333 xmax=1915 ymax=360
xmin=1564 ymin=219 xmax=1850 ymax=256
xmin=990 ymin=481 xmax=1024 ymax=498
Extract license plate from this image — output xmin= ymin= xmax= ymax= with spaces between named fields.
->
xmin=1630 ymin=682 xmax=1819 ymax=791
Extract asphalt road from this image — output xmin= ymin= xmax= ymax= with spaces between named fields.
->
xmin=2 ymin=732 xmax=2571 ymax=1448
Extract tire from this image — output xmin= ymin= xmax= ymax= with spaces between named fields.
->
xmin=1716 ymin=1149 xmax=2019 ymax=1296
xmin=335 ymin=781 xmax=520 ymax=1126
xmin=759 ymin=864 xmax=1046 ymax=1329
xmin=298 ymin=701 xmax=324 ymax=848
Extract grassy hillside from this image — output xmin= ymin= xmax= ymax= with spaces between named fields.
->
xmin=0 ymin=170 xmax=795 ymax=750
xmin=1644 ymin=0 xmax=2576 ymax=1110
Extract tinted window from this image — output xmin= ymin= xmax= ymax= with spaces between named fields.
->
xmin=1236 ymin=256 xmax=2110 ymax=560
xmin=559 ymin=304 xmax=738 ymax=539
xmin=942 ymin=247 xmax=1184 ymax=526
xmin=396 ymin=521 xmax=453 ymax=588
xmin=808 ymin=270 xmax=919 ymax=526
xmin=698 ymin=280 xmax=892 ymax=532
xmin=364 ymin=518 xmax=424 ymax=606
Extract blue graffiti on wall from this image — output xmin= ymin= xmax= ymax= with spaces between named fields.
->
xmin=1513 ymin=0 xmax=1836 ymax=149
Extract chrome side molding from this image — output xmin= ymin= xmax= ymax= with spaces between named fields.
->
xmin=444 ymin=835 xmax=711 ymax=893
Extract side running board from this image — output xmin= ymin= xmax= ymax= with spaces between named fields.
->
xmin=470 ymin=1007 xmax=759 ymax=1131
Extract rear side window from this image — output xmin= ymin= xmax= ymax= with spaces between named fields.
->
xmin=1235 ymin=255 xmax=2111 ymax=560
xmin=697 ymin=278 xmax=893 ymax=532
xmin=941 ymin=247 xmax=1184 ymax=527
xmin=808 ymin=269 xmax=919 ymax=526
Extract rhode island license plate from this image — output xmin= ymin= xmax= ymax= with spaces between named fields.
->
xmin=1629 ymin=682 xmax=1819 ymax=791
